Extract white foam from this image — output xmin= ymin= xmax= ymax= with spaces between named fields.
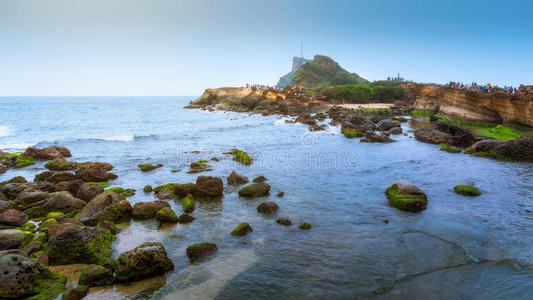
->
xmin=0 ymin=141 xmax=35 ymax=151
xmin=101 ymin=135 xmax=134 ymax=142
xmin=0 ymin=126 xmax=12 ymax=137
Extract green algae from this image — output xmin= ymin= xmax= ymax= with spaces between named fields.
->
xmin=86 ymin=182 xmax=110 ymax=188
xmin=225 ymin=149 xmax=252 ymax=165
xmin=231 ymin=222 xmax=253 ymax=236
xmin=181 ymin=196 xmax=195 ymax=213
xmin=385 ymin=184 xmax=427 ymax=213
xmin=454 ymin=184 xmax=481 ymax=196
xmin=342 ymin=128 xmax=365 ymax=138
xmin=476 ymin=125 xmax=525 ymax=141
xmin=439 ymin=143 xmax=461 ymax=153
xmin=106 ymin=187 xmax=136 ymax=197
xmin=138 ymin=163 xmax=163 ymax=172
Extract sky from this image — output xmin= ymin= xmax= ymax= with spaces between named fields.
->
xmin=1 ymin=0 xmax=532 ymax=96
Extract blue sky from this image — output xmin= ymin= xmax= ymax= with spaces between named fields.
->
xmin=1 ymin=0 xmax=531 ymax=96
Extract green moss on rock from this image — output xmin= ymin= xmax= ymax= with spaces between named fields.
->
xmin=155 ymin=207 xmax=178 ymax=224
xmin=225 ymin=149 xmax=252 ymax=165
xmin=143 ymin=185 xmax=153 ymax=193
xmin=138 ymin=163 xmax=163 ymax=172
xmin=342 ymin=129 xmax=365 ymax=138
xmin=453 ymin=184 xmax=481 ymax=196
xmin=45 ymin=160 xmax=77 ymax=171
xmin=238 ymin=183 xmax=271 ymax=198
xmin=299 ymin=222 xmax=312 ymax=229
xmin=106 ymin=187 xmax=136 ymax=197
xmin=186 ymin=242 xmax=217 ymax=262
xmin=231 ymin=222 xmax=253 ymax=236
xmin=385 ymin=183 xmax=428 ymax=212
xmin=182 ymin=196 xmax=195 ymax=213
xmin=439 ymin=143 xmax=461 ymax=153
xmin=276 ymin=218 xmax=292 ymax=226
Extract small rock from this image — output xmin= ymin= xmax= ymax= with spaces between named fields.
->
xmin=299 ymin=223 xmax=312 ymax=230
xmin=257 ymin=201 xmax=279 ymax=214
xmin=178 ymin=213 xmax=194 ymax=224
xmin=115 ymin=242 xmax=174 ymax=282
xmin=227 ymin=171 xmax=249 ymax=185
xmin=238 ymin=183 xmax=271 ymax=198
xmin=62 ymin=285 xmax=88 ymax=300
xmin=231 ymin=223 xmax=253 ymax=236
xmin=276 ymin=218 xmax=292 ymax=226
xmin=186 ymin=243 xmax=217 ymax=262
xmin=78 ymin=264 xmax=114 ymax=287
xmin=252 ymin=176 xmax=267 ymax=183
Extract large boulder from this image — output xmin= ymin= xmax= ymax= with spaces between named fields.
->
xmin=77 ymin=183 xmax=105 ymax=202
xmin=386 ymin=183 xmax=428 ymax=212
xmin=15 ymin=189 xmax=50 ymax=208
xmin=1 ymin=182 xmax=54 ymax=200
xmin=132 ymin=201 xmax=169 ymax=220
xmin=468 ymin=136 xmax=533 ymax=160
xmin=238 ymin=183 xmax=271 ymax=198
xmin=47 ymin=223 xmax=114 ymax=265
xmin=75 ymin=162 xmax=115 ymax=182
xmin=35 ymin=171 xmax=78 ymax=183
xmin=194 ymin=176 xmax=223 ymax=199
xmin=23 ymin=145 xmax=71 ymax=160
xmin=414 ymin=121 xmax=476 ymax=147
xmin=55 ymin=179 xmax=84 ymax=195
xmin=23 ymin=191 xmax=86 ymax=218
xmin=0 ymin=230 xmax=33 ymax=250
xmin=0 ymin=209 xmax=26 ymax=227
xmin=115 ymin=242 xmax=174 ymax=282
xmin=375 ymin=119 xmax=401 ymax=131
xmin=227 ymin=171 xmax=249 ymax=185
xmin=0 ymin=254 xmax=66 ymax=299
xmin=78 ymin=191 xmax=125 ymax=225
xmin=0 ymin=200 xmax=9 ymax=213
xmin=295 ymin=114 xmax=317 ymax=125
xmin=78 ymin=264 xmax=114 ymax=287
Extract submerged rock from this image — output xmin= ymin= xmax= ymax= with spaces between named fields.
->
xmin=360 ymin=131 xmax=394 ymax=143
xmin=138 ymin=163 xmax=163 ymax=172
xmin=178 ymin=213 xmax=194 ymax=224
xmin=0 ymin=254 xmax=66 ymax=299
xmin=115 ymin=242 xmax=174 ymax=282
xmin=257 ymin=201 xmax=279 ymax=214
xmin=414 ymin=121 xmax=476 ymax=147
xmin=225 ymin=149 xmax=253 ymax=165
xmin=75 ymin=162 xmax=115 ymax=182
xmin=299 ymin=222 xmax=312 ymax=229
xmin=454 ymin=184 xmax=481 ymax=196
xmin=62 ymin=285 xmax=88 ymax=300
xmin=276 ymin=218 xmax=292 ymax=226
xmin=143 ymin=185 xmax=153 ymax=193
xmin=78 ymin=264 xmax=114 ymax=287
xmin=227 ymin=171 xmax=249 ymax=185
xmin=182 ymin=194 xmax=195 ymax=213
xmin=231 ymin=222 xmax=253 ymax=236
xmin=238 ymin=183 xmax=271 ymax=198
xmin=386 ymin=183 xmax=428 ymax=212
xmin=468 ymin=136 xmax=533 ymax=161
xmin=186 ymin=242 xmax=217 ymax=262
xmin=155 ymin=207 xmax=178 ymax=224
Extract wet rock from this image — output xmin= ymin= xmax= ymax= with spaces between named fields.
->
xmin=387 ymin=127 xmax=403 ymax=135
xmin=24 ymin=191 xmax=86 ymax=218
xmin=36 ymin=171 xmax=78 ymax=183
xmin=25 ymin=240 xmax=42 ymax=255
xmin=178 ymin=213 xmax=194 ymax=224
xmin=375 ymin=119 xmax=401 ymax=131
xmin=155 ymin=207 xmax=178 ymax=224
xmin=225 ymin=149 xmax=253 ymax=165
xmin=470 ymin=139 xmax=505 ymax=152
xmin=47 ymin=223 xmax=114 ymax=265
xmin=299 ymin=223 xmax=312 ymax=229
xmin=0 ymin=230 xmax=32 ymax=250
xmin=194 ymin=176 xmax=223 ymax=199
xmin=186 ymin=243 xmax=217 ymax=262
xmin=0 ymin=164 xmax=7 ymax=174
xmin=277 ymin=191 xmax=284 ymax=197
xmin=138 ymin=163 xmax=163 ymax=172
xmin=386 ymin=183 xmax=428 ymax=212
xmin=143 ymin=185 xmax=153 ymax=193
xmin=132 ymin=201 xmax=169 ymax=220
xmin=0 ymin=175 xmax=27 ymax=185
xmin=115 ymin=242 xmax=174 ymax=282
xmin=276 ymin=218 xmax=292 ymax=226
xmin=257 ymin=201 xmax=279 ymax=214
xmin=78 ymin=191 xmax=125 ymax=225
xmin=103 ymin=199 xmax=132 ymax=223
xmin=252 ymin=176 xmax=267 ymax=183
xmin=414 ymin=121 xmax=476 ymax=147
xmin=75 ymin=162 xmax=115 ymax=182
xmin=0 ymin=254 xmax=66 ymax=299
xmin=454 ymin=184 xmax=481 ymax=196
xmin=45 ymin=159 xmax=78 ymax=171
xmin=106 ymin=187 xmax=136 ymax=197
xmin=231 ymin=222 xmax=253 ymax=236
xmin=154 ymin=183 xmax=196 ymax=199
xmin=489 ymin=136 xmax=533 ymax=160
xmin=238 ymin=183 xmax=271 ymax=198
xmin=78 ymin=183 xmax=105 ymax=202
xmin=23 ymin=145 xmax=72 ymax=160
xmin=55 ymin=179 xmax=84 ymax=196
xmin=182 ymin=194 xmax=195 ymax=213
xmin=0 ymin=209 xmax=26 ymax=227
xmin=227 ymin=171 xmax=249 ymax=185
xmin=2 ymin=182 xmax=54 ymax=200
xmin=295 ymin=114 xmax=317 ymax=125
xmin=78 ymin=264 xmax=114 ymax=287
xmin=62 ymin=285 xmax=88 ymax=300
xmin=360 ymin=131 xmax=394 ymax=143
xmin=37 ymin=218 xmax=58 ymax=232
xmin=37 ymin=253 xmax=49 ymax=265
xmin=14 ymin=190 xmax=49 ymax=208
xmin=308 ymin=124 xmax=326 ymax=131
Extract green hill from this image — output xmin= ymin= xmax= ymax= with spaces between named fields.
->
xmin=292 ymin=55 xmax=369 ymax=90
xmin=277 ymin=71 xmax=295 ymax=89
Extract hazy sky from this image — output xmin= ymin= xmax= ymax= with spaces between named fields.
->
xmin=1 ymin=0 xmax=532 ymax=96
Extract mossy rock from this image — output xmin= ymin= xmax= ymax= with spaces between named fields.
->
xmin=181 ymin=196 xmax=195 ymax=213
xmin=21 ymin=222 xmax=36 ymax=232
xmin=61 ymin=285 xmax=88 ymax=300
xmin=103 ymin=200 xmax=132 ymax=223
xmin=186 ymin=243 xmax=217 ymax=262
xmin=453 ymin=184 xmax=481 ymax=196
xmin=299 ymin=222 xmax=312 ymax=230
xmin=86 ymin=182 xmax=110 ymax=188
xmin=238 ymin=183 xmax=271 ymax=198
xmin=45 ymin=160 xmax=77 ymax=171
xmin=439 ymin=143 xmax=461 ymax=153
xmin=153 ymin=183 xmax=196 ymax=198
xmin=143 ymin=185 xmax=153 ymax=193
xmin=106 ymin=187 xmax=136 ymax=197
xmin=252 ymin=176 xmax=267 ymax=183
xmin=231 ymin=222 xmax=253 ymax=236
xmin=342 ymin=129 xmax=365 ymax=138
xmin=78 ymin=264 xmax=114 ymax=287
xmin=385 ymin=183 xmax=428 ymax=212
xmin=115 ymin=242 xmax=174 ymax=282
xmin=155 ymin=207 xmax=178 ymax=224
xmin=26 ymin=268 xmax=67 ymax=300
xmin=187 ymin=160 xmax=212 ymax=174
xmin=0 ymin=152 xmax=36 ymax=169
xmin=257 ymin=201 xmax=279 ymax=214
xmin=178 ymin=213 xmax=194 ymax=224
xmin=225 ymin=149 xmax=252 ymax=165
xmin=37 ymin=218 xmax=58 ymax=232
xmin=46 ymin=212 xmax=65 ymax=220
xmin=276 ymin=218 xmax=292 ymax=226
xmin=138 ymin=163 xmax=163 ymax=172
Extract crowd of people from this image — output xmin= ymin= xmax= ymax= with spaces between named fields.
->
xmin=447 ymin=81 xmax=522 ymax=94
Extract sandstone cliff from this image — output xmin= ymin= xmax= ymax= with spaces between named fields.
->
xmin=407 ymin=84 xmax=533 ymax=127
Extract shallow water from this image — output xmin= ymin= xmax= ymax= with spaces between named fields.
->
xmin=1 ymin=96 xmax=532 ymax=299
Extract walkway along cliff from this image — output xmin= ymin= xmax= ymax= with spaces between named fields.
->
xmin=406 ymin=83 xmax=533 ymax=127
